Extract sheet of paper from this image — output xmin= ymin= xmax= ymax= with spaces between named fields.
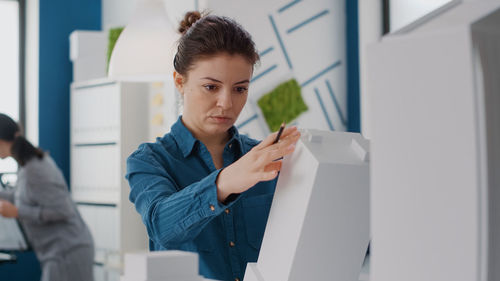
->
xmin=0 ymin=216 xmax=27 ymax=250
xmin=0 ymin=185 xmax=28 ymax=251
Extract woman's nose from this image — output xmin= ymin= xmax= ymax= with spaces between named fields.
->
xmin=216 ymin=90 xmax=232 ymax=110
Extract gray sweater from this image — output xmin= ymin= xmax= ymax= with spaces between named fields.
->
xmin=0 ymin=155 xmax=93 ymax=263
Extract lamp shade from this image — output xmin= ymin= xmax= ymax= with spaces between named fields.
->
xmin=108 ymin=0 xmax=179 ymax=81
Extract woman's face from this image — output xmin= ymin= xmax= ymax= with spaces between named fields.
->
xmin=0 ymin=140 xmax=12 ymax=159
xmin=174 ymin=53 xmax=253 ymax=138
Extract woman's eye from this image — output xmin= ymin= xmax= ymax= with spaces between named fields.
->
xmin=235 ymin=87 xmax=248 ymax=93
xmin=204 ymin=84 xmax=217 ymax=91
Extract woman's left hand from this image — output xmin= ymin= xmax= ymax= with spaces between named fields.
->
xmin=0 ymin=200 xmax=18 ymax=218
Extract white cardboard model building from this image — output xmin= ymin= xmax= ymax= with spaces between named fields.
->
xmin=245 ymin=129 xmax=370 ymax=281
xmin=121 ymin=251 xmax=206 ymax=281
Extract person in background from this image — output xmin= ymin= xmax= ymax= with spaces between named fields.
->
xmin=126 ymin=11 xmax=301 ymax=281
xmin=0 ymin=113 xmax=94 ymax=281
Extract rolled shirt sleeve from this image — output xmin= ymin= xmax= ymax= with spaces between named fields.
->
xmin=127 ymin=147 xmax=239 ymax=248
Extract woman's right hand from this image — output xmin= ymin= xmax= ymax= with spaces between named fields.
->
xmin=0 ymin=199 xmax=18 ymax=218
xmin=216 ymin=126 xmax=301 ymax=202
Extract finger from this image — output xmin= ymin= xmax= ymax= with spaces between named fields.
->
xmin=260 ymin=129 xmax=300 ymax=154
xmin=264 ymin=160 xmax=282 ymax=172
xmin=254 ymin=126 xmax=298 ymax=150
xmin=281 ymin=128 xmax=301 ymax=141
xmin=261 ymin=130 xmax=301 ymax=158
xmin=277 ymin=126 xmax=298 ymax=140
xmin=267 ymin=143 xmax=296 ymax=162
xmin=260 ymin=170 xmax=279 ymax=181
xmin=253 ymin=133 xmax=277 ymax=150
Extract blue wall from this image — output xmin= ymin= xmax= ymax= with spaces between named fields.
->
xmin=0 ymin=1 xmax=101 ymax=280
xmin=346 ymin=0 xmax=360 ymax=133
xmin=39 ymin=0 xmax=101 ymax=183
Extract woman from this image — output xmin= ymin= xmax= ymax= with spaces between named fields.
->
xmin=126 ymin=11 xmax=301 ymax=281
xmin=0 ymin=113 xmax=94 ymax=281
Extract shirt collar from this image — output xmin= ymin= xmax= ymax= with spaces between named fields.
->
xmin=170 ymin=116 xmax=243 ymax=158
xmin=227 ymin=125 xmax=244 ymax=155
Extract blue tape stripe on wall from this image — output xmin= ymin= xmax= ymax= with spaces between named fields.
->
xmin=346 ymin=0 xmax=360 ymax=132
xmin=269 ymin=15 xmax=293 ymax=70
xmin=278 ymin=0 xmax=301 ymax=13
xmin=259 ymin=46 xmax=274 ymax=57
xmin=39 ymin=0 xmax=101 ymax=186
xmin=300 ymin=60 xmax=341 ymax=88
xmin=287 ymin=10 xmax=330 ymax=34
xmin=325 ymin=79 xmax=347 ymax=127
xmin=237 ymin=114 xmax=259 ymax=129
xmin=251 ymin=64 xmax=278 ymax=83
xmin=314 ymin=88 xmax=334 ymax=131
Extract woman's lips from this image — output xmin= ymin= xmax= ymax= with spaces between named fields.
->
xmin=211 ymin=116 xmax=232 ymax=123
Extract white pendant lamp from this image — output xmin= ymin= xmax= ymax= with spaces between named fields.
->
xmin=108 ymin=0 xmax=179 ymax=81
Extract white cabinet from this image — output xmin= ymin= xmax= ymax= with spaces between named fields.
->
xmin=70 ymin=78 xmax=150 ymax=281
xmin=367 ymin=3 xmax=500 ymax=281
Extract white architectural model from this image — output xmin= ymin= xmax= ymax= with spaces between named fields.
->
xmin=0 ymin=217 xmax=27 ymax=251
xmin=121 ymin=251 xmax=211 ymax=281
xmin=245 ymin=129 xmax=370 ymax=281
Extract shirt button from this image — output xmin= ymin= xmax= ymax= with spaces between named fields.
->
xmin=229 ymin=241 xmax=235 ymax=247
xmin=225 ymin=209 xmax=230 ymax=214
xmin=229 ymin=143 xmax=233 ymax=148
xmin=209 ymin=205 xmax=215 ymax=211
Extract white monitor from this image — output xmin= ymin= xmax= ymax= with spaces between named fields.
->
xmin=0 ymin=175 xmax=28 ymax=251
xmin=388 ymin=0 xmax=458 ymax=32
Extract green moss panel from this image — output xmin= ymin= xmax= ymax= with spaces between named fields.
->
xmin=257 ymin=78 xmax=308 ymax=132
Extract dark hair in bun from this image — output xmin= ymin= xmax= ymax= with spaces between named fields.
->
xmin=178 ymin=11 xmax=202 ymax=35
xmin=174 ymin=11 xmax=260 ymax=76
xmin=0 ymin=113 xmax=44 ymax=166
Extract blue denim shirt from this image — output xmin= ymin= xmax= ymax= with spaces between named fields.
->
xmin=126 ymin=116 xmax=276 ymax=281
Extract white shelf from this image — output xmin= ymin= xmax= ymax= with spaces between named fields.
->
xmin=70 ymin=80 xmax=150 ymax=281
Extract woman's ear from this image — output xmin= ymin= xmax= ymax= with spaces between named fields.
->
xmin=173 ymin=71 xmax=185 ymax=94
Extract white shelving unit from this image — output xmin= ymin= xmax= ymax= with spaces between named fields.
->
xmin=70 ymin=78 xmax=150 ymax=281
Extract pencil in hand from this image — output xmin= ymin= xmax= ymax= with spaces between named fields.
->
xmin=273 ymin=122 xmax=286 ymax=144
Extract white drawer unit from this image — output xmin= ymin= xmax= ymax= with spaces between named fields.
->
xmin=70 ymin=78 xmax=150 ymax=281
xmin=77 ymin=204 xmax=120 ymax=251
xmin=71 ymin=82 xmax=121 ymax=144
xmin=71 ymin=144 xmax=121 ymax=203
